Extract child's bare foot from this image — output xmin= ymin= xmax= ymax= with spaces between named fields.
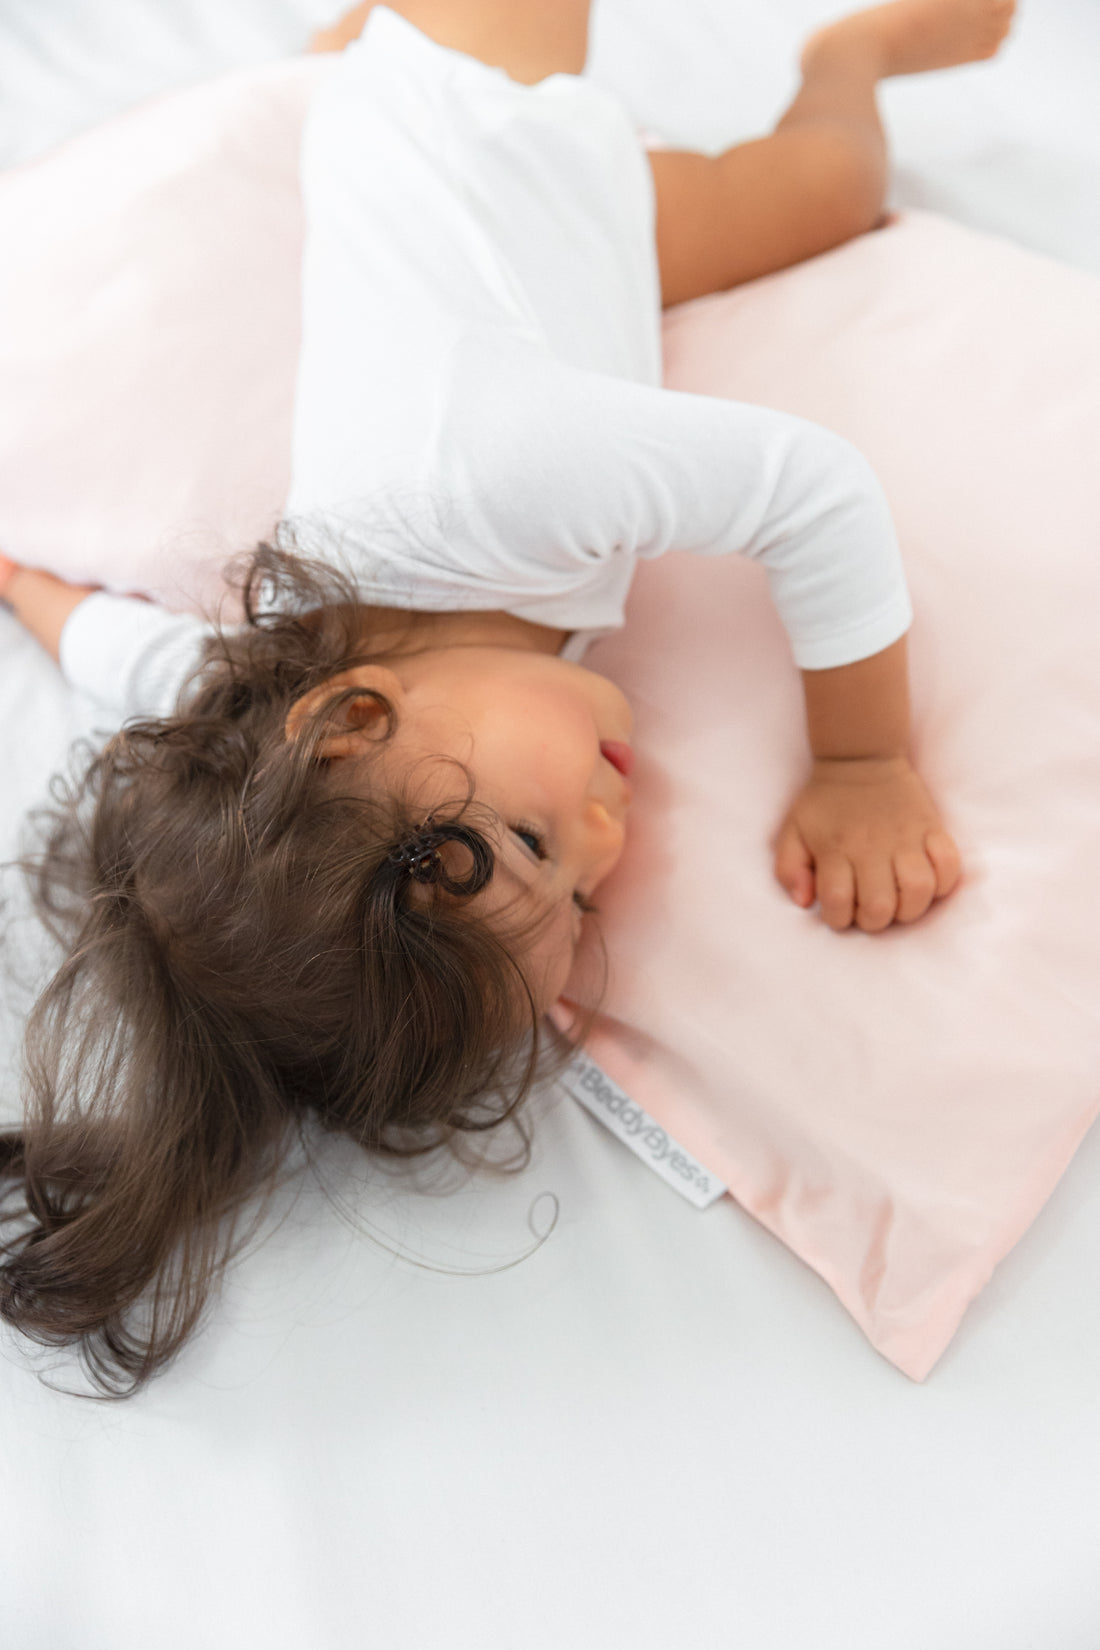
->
xmin=802 ymin=0 xmax=1016 ymax=81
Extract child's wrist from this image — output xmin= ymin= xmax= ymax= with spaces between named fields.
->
xmin=809 ymin=752 xmax=911 ymax=783
xmin=810 ymin=749 xmax=909 ymax=770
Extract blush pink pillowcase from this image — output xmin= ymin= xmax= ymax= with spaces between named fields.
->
xmin=567 ymin=217 xmax=1100 ymax=1379
xmin=3 ymin=60 xmax=1099 ymax=1379
xmin=0 ymin=57 xmax=326 ymax=613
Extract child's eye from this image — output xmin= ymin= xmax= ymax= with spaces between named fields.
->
xmin=510 ymin=824 xmax=598 ymax=917
xmin=511 ymin=822 xmax=547 ymax=860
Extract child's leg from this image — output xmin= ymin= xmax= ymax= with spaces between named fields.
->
xmin=649 ymin=0 xmax=1016 ymax=308
xmin=310 ymin=0 xmax=590 ymax=85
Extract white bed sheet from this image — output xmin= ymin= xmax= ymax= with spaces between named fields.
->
xmin=3 ymin=4 xmax=1100 ymax=1647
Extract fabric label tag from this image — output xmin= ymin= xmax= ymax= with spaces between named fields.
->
xmin=560 ymin=1052 xmax=727 ymax=1210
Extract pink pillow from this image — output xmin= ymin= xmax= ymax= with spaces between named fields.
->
xmin=4 ymin=61 xmax=1099 ymax=1378
xmin=0 ymin=57 xmax=324 ymax=612
xmin=562 ymin=216 xmax=1100 ymax=1378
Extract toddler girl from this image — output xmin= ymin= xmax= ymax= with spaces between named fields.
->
xmin=0 ymin=0 xmax=1010 ymax=1393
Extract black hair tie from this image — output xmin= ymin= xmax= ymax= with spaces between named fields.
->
xmin=388 ymin=830 xmax=447 ymax=885
xmin=386 ymin=821 xmax=494 ymax=897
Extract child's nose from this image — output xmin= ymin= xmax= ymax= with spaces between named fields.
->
xmin=582 ymin=800 xmax=627 ymax=872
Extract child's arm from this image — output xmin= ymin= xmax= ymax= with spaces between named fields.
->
xmin=775 ymin=634 xmax=961 ymax=930
xmin=0 ymin=555 xmax=96 ymax=663
xmin=427 ymin=346 xmax=961 ymax=932
xmin=1 ymin=554 xmax=212 ymax=722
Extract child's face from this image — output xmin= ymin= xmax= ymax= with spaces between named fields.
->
xmin=374 ymin=644 xmax=634 ymax=1006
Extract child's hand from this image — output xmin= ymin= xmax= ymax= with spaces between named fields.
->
xmin=0 ymin=558 xmax=98 ymax=664
xmin=773 ymin=754 xmax=961 ymax=932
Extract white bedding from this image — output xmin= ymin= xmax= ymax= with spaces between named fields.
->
xmin=4 ymin=4 xmax=1100 ymax=1647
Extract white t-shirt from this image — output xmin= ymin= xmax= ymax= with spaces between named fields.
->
xmin=61 ymin=5 xmax=911 ymax=721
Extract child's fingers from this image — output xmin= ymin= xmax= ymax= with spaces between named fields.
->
xmin=926 ymin=828 xmax=963 ymax=899
xmin=774 ymin=821 xmax=815 ymax=907
xmin=852 ymin=855 xmax=899 ymax=933
xmin=815 ymin=853 xmax=857 ymax=930
xmin=774 ymin=815 xmax=961 ymax=930
xmin=885 ymin=832 xmax=962 ymax=928
xmin=892 ymin=846 xmax=938 ymax=924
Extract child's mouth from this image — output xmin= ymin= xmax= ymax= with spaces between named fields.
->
xmin=599 ymin=741 xmax=634 ymax=779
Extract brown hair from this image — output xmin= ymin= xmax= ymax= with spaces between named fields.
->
xmin=0 ymin=545 xmax=589 ymax=1397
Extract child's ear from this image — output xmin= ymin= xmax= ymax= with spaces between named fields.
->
xmin=284 ymin=665 xmax=405 ymax=760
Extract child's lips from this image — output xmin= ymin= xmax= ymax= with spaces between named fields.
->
xmin=599 ymin=741 xmax=634 ymax=779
